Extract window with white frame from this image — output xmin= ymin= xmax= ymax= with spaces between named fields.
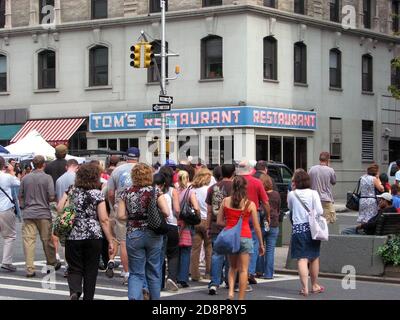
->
xmin=330 ymin=117 xmax=342 ymax=160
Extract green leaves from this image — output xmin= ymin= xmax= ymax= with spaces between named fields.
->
xmin=378 ymin=235 xmax=400 ymax=266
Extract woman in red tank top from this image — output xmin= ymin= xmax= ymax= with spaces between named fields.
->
xmin=217 ymin=176 xmax=265 ymax=300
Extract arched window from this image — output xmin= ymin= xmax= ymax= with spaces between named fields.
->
xmin=294 ymin=42 xmax=307 ymax=84
xmin=89 ymin=46 xmax=108 ymax=86
xmin=201 ymin=35 xmax=223 ymax=79
xmin=263 ymin=36 xmax=277 ymax=80
xmin=38 ymin=50 xmax=56 ymax=89
xmin=0 ymin=54 xmax=6 ymax=92
xmin=148 ymin=40 xmax=168 ymax=83
xmin=329 ymin=49 xmax=342 ymax=88
xmin=92 ymin=0 xmax=107 ymax=19
xmin=362 ymin=54 xmax=373 ymax=92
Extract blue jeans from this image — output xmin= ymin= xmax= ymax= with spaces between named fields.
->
xmin=263 ymin=227 xmax=279 ymax=279
xmin=209 ymin=235 xmax=229 ymax=288
xmin=126 ymin=229 xmax=163 ymax=300
xmin=249 ymin=228 xmax=259 ymax=275
xmin=177 ymin=246 xmax=191 ymax=283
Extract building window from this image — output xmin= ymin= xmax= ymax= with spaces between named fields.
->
xmin=363 ymin=0 xmax=371 ymax=29
xmin=362 ymin=120 xmax=374 ymax=162
xmin=393 ymin=1 xmax=400 ymax=33
xmin=0 ymin=0 xmax=5 ymax=28
xmin=39 ymin=0 xmax=54 ymax=24
xmin=201 ymin=35 xmax=223 ymax=79
xmin=294 ymin=0 xmax=305 ymax=14
xmin=362 ymin=54 xmax=373 ymax=92
xmin=92 ymin=0 xmax=107 ymax=19
xmin=264 ymin=0 xmax=276 ymax=8
xmin=0 ymin=55 xmax=6 ymax=92
xmin=148 ymin=41 xmax=168 ymax=83
xmin=38 ymin=50 xmax=56 ymax=89
xmin=330 ymin=118 xmax=342 ymax=160
xmin=150 ymin=0 xmax=168 ymax=13
xmin=203 ymin=0 xmax=222 ymax=7
xmin=294 ymin=42 xmax=307 ymax=84
xmin=264 ymin=36 xmax=277 ymax=80
xmin=89 ymin=46 xmax=108 ymax=87
xmin=119 ymin=138 xmax=139 ymax=152
xmin=391 ymin=59 xmax=400 ymax=89
xmin=329 ymin=49 xmax=341 ymax=88
xmin=330 ymin=0 xmax=340 ymax=22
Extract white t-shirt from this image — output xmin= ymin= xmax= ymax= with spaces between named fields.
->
xmin=396 ymin=170 xmax=400 ymax=183
xmin=165 ymin=187 xmax=177 ymax=226
xmin=0 ymin=171 xmax=20 ymax=212
xmin=287 ymin=189 xmax=323 ymax=225
xmin=194 ymin=185 xmax=209 ymax=220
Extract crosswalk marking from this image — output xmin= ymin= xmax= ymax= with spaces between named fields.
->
xmin=266 ymin=295 xmax=298 ymax=300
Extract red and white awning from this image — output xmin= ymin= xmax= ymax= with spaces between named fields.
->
xmin=10 ymin=118 xmax=86 ymax=146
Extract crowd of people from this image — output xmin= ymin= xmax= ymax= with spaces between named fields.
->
xmin=0 ymin=146 xmax=346 ymax=300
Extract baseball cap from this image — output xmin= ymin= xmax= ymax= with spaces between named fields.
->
xmin=126 ymin=147 xmax=140 ymax=159
xmin=165 ymin=159 xmax=177 ymax=170
xmin=377 ymin=192 xmax=393 ymax=202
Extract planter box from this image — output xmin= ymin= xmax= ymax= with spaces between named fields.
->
xmin=384 ymin=265 xmax=400 ymax=278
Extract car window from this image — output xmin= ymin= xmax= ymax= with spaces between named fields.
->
xmin=281 ymin=167 xmax=293 ymax=185
xmin=268 ymin=166 xmax=283 ymax=183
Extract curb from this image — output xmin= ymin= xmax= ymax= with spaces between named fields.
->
xmin=275 ymin=268 xmax=400 ymax=285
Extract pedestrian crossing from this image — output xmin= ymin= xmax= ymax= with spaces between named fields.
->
xmin=0 ymin=260 xmax=298 ymax=300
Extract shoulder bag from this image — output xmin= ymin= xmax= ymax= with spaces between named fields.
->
xmin=213 ymin=200 xmax=251 ymax=255
xmin=346 ymin=179 xmax=361 ymax=211
xmin=294 ymin=191 xmax=329 ymax=241
xmin=179 ymin=186 xmax=201 ymax=226
xmin=147 ymin=187 xmax=169 ymax=235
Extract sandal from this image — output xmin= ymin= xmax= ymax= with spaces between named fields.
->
xmin=311 ymin=286 xmax=325 ymax=294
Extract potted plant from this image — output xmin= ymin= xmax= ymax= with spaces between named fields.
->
xmin=377 ymin=235 xmax=400 ymax=277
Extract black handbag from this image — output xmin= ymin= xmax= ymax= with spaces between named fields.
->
xmin=346 ymin=179 xmax=361 ymax=211
xmin=180 ymin=187 xmax=201 ymax=226
xmin=147 ymin=187 xmax=169 ymax=235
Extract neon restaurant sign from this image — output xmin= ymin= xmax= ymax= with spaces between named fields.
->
xmin=89 ymin=106 xmax=317 ymax=132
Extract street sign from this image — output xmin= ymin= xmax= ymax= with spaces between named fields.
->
xmin=159 ymin=95 xmax=173 ymax=104
xmin=152 ymin=103 xmax=171 ymax=112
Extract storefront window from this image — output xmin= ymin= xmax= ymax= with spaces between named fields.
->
xmin=108 ymin=139 xmax=117 ymax=151
xmin=283 ymin=136 xmax=294 ymax=171
xmin=270 ymin=136 xmax=282 ymax=162
xmin=296 ymin=137 xmax=307 ymax=170
xmin=206 ymin=136 xmax=219 ymax=165
xmin=256 ymin=136 xmax=268 ymax=161
xmin=98 ymin=139 xmax=107 ymax=149
xmin=120 ymin=138 xmax=138 ymax=152
xmin=220 ymin=136 xmax=234 ymax=164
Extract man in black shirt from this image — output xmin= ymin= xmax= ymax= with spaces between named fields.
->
xmin=45 ymin=144 xmax=68 ymax=186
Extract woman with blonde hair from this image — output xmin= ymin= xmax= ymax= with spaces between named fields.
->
xmin=176 ymin=170 xmax=200 ymax=288
xmin=190 ymin=167 xmax=213 ymax=281
xmin=117 ymin=163 xmax=170 ymax=300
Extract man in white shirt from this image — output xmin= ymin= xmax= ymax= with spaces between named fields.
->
xmin=0 ymin=156 xmax=20 ymax=271
xmin=395 ymin=160 xmax=400 ymax=186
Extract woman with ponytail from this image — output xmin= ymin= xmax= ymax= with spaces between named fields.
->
xmin=217 ymin=176 xmax=265 ymax=300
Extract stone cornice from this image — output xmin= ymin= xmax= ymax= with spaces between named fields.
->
xmin=0 ymin=4 xmax=398 ymax=44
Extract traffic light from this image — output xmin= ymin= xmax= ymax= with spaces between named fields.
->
xmin=130 ymin=44 xmax=141 ymax=68
xmin=144 ymin=43 xmax=154 ymax=68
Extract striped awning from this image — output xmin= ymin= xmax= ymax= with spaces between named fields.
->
xmin=10 ymin=118 xmax=86 ymax=145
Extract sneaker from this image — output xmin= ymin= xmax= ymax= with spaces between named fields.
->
xmin=98 ymin=262 xmax=106 ymax=271
xmin=165 ymin=279 xmax=179 ymax=292
xmin=105 ymin=260 xmax=115 ymax=278
xmin=54 ymin=261 xmax=62 ymax=271
xmin=122 ymin=274 xmax=129 ymax=285
xmin=234 ymin=285 xmax=253 ymax=292
xmin=208 ymin=285 xmax=217 ymax=295
xmin=70 ymin=293 xmax=79 ymax=300
xmin=114 ymin=261 xmax=120 ymax=268
xmin=120 ymin=271 xmax=128 ymax=278
xmin=177 ymin=281 xmax=189 ymax=288
xmin=1 ymin=264 xmax=17 ymax=272
xmin=248 ymin=274 xmax=258 ymax=285
xmin=142 ymin=289 xmax=150 ymax=300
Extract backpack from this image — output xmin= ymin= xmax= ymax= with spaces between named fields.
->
xmin=211 ymin=184 xmax=226 ymax=217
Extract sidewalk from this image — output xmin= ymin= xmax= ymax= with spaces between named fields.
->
xmin=274 ymin=246 xmax=400 ymax=284
xmin=334 ymin=199 xmax=350 ymax=213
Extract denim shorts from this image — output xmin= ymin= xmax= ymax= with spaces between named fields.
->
xmin=238 ymin=237 xmax=253 ymax=254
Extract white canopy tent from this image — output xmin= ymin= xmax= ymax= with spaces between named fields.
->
xmin=5 ymin=130 xmax=86 ymax=164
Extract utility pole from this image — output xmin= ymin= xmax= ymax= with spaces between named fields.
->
xmin=160 ymin=0 xmax=167 ymax=165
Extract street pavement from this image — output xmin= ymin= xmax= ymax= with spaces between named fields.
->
xmin=0 ymin=213 xmax=399 ymax=300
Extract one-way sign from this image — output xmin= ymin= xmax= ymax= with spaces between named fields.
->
xmin=152 ymin=103 xmax=171 ymax=112
xmin=159 ymin=95 xmax=173 ymax=104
